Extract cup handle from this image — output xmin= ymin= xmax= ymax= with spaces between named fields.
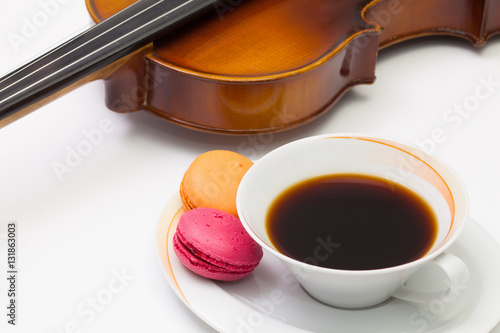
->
xmin=392 ymin=252 xmax=469 ymax=304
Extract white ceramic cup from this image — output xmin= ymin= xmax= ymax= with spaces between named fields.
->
xmin=237 ymin=134 xmax=469 ymax=309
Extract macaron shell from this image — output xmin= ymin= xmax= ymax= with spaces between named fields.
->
xmin=179 ymin=184 xmax=195 ymax=211
xmin=173 ymin=234 xmax=253 ymax=281
xmin=180 ymin=150 xmax=253 ymax=216
xmin=177 ymin=208 xmax=263 ymax=268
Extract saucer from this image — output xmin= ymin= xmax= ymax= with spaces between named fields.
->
xmin=156 ymin=194 xmax=500 ymax=333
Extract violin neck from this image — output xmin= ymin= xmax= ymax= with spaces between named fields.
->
xmin=0 ymin=0 xmax=222 ymax=128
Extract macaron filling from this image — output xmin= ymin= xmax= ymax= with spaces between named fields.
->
xmin=173 ymin=234 xmax=254 ymax=280
xmin=175 ymin=231 xmax=258 ymax=272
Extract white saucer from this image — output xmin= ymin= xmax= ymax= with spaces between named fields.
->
xmin=156 ymin=194 xmax=500 ymax=333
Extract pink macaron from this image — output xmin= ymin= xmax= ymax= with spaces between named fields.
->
xmin=173 ymin=207 xmax=263 ymax=281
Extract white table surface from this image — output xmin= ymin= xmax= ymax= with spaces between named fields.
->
xmin=1 ymin=1 xmax=500 ymax=332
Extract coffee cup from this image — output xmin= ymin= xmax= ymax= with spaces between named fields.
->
xmin=236 ymin=134 xmax=469 ymax=309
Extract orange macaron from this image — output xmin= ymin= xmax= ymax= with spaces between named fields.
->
xmin=180 ymin=150 xmax=253 ymax=216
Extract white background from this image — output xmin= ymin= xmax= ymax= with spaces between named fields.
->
xmin=1 ymin=0 xmax=500 ymax=332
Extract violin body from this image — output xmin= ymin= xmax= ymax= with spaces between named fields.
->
xmin=2 ymin=0 xmax=499 ymax=133
xmin=86 ymin=0 xmax=500 ymax=134
xmin=87 ymin=0 xmax=380 ymax=134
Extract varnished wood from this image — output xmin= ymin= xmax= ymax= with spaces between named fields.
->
xmin=2 ymin=0 xmax=500 ymax=133
xmin=364 ymin=0 xmax=498 ymax=48
xmin=90 ymin=0 xmax=381 ymax=133
xmin=88 ymin=0 xmax=500 ymax=134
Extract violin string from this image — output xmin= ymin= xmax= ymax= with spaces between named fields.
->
xmin=0 ymin=0 xmax=195 ymax=103
xmin=0 ymin=0 xmax=220 ymax=120
xmin=0 ymin=0 xmax=162 ymax=87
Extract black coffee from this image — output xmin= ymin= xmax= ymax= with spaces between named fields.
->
xmin=266 ymin=174 xmax=438 ymax=270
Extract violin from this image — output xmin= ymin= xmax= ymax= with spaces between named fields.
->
xmin=1 ymin=0 xmax=499 ymax=134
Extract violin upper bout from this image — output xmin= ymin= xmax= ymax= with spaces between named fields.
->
xmin=88 ymin=0 xmax=382 ymax=133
